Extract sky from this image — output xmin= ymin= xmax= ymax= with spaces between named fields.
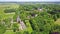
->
xmin=0 ymin=0 xmax=60 ymax=2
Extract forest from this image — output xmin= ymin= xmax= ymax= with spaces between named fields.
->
xmin=0 ymin=3 xmax=60 ymax=34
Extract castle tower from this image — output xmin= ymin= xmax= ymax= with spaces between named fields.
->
xmin=16 ymin=16 xmax=26 ymax=30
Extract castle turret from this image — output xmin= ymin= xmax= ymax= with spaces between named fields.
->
xmin=16 ymin=15 xmax=26 ymax=30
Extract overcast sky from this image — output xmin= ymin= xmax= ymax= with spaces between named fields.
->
xmin=0 ymin=0 xmax=60 ymax=2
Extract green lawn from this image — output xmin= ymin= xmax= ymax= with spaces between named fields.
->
xmin=4 ymin=30 xmax=15 ymax=34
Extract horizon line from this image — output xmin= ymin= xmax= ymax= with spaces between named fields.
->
xmin=0 ymin=1 xmax=60 ymax=2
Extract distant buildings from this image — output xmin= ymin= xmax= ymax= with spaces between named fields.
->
xmin=38 ymin=8 xmax=43 ymax=11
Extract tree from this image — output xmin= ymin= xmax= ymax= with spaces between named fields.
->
xmin=29 ymin=12 xmax=54 ymax=33
xmin=23 ymin=31 xmax=29 ymax=34
xmin=4 ymin=9 xmax=16 ymax=13
xmin=0 ymin=22 xmax=6 ymax=34
xmin=12 ymin=23 xmax=19 ymax=32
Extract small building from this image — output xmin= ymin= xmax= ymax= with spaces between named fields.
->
xmin=31 ymin=13 xmax=38 ymax=18
xmin=38 ymin=8 xmax=43 ymax=11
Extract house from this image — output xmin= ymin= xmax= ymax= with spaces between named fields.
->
xmin=31 ymin=13 xmax=38 ymax=18
xmin=38 ymin=8 xmax=43 ymax=11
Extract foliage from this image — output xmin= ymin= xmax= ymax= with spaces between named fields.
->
xmin=0 ymin=3 xmax=60 ymax=34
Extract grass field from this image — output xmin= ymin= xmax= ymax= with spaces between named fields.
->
xmin=4 ymin=30 xmax=15 ymax=34
xmin=55 ymin=18 xmax=60 ymax=25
